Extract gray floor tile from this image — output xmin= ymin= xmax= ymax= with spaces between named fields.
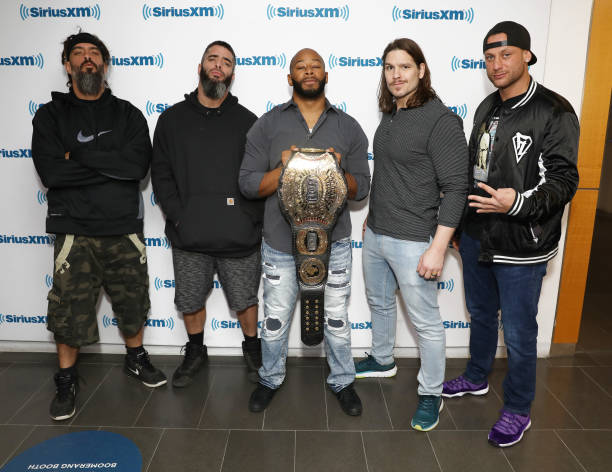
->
xmin=362 ymin=431 xmax=440 ymax=472
xmin=556 ymin=430 xmax=612 ymax=472
xmin=0 ymin=425 xmax=34 ymax=468
xmin=380 ymin=368 xmax=454 ymax=430
xmin=148 ymin=429 xmax=228 ymax=472
xmin=8 ymin=425 xmax=97 ymax=460
xmin=546 ymin=353 xmax=598 ymax=367
xmin=581 ymin=366 xmax=612 ymax=395
xmin=0 ymin=363 xmax=57 ymax=423
xmin=430 ymin=430 xmax=512 ymax=472
xmin=328 ymin=379 xmax=392 ymax=430
xmin=199 ymin=367 xmax=263 ymax=430
xmin=286 ymin=356 xmax=326 ymax=366
xmin=100 ymin=426 xmax=163 ymax=470
xmin=503 ymin=430 xmax=583 ymax=471
xmin=542 ymin=367 xmax=612 ymax=428
xmin=9 ymin=363 xmax=113 ymax=426
xmin=263 ymin=366 xmax=327 ymax=430
xmin=588 ymin=351 xmax=612 ymax=367
xmin=295 ymin=431 xmax=367 ymax=472
xmin=0 ymin=362 xmax=11 ymax=376
xmin=221 ymin=430 xmax=294 ymax=472
xmin=71 ymin=365 xmax=156 ymax=427
xmin=0 ymin=352 xmax=58 ymax=363
xmin=135 ymin=365 xmax=212 ymax=428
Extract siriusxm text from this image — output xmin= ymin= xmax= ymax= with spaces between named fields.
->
xmin=1 ymin=148 xmax=32 ymax=158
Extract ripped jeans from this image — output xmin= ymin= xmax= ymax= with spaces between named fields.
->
xmin=259 ymin=238 xmax=355 ymax=392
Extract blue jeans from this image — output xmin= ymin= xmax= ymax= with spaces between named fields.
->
xmin=460 ymin=233 xmax=547 ymax=415
xmin=259 ymin=238 xmax=355 ymax=392
xmin=363 ymin=227 xmax=446 ymax=395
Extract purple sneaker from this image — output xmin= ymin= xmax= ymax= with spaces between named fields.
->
xmin=442 ymin=375 xmax=489 ymax=398
xmin=488 ymin=410 xmax=531 ymax=447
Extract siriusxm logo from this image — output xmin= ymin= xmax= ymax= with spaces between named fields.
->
xmin=0 ymin=313 xmax=47 ymax=324
xmin=351 ymin=239 xmax=362 ymax=249
xmin=211 ymin=317 xmax=262 ymax=331
xmin=391 ymin=6 xmax=474 ymax=23
xmin=448 ymin=104 xmax=468 ymax=119
xmin=144 ymin=236 xmax=170 ymax=249
xmin=28 ymin=100 xmax=44 ymax=116
xmin=443 ymin=320 xmax=470 ymax=329
xmin=1 ymin=148 xmax=32 ymax=158
xmin=142 ymin=4 xmax=224 ymax=20
xmin=102 ymin=314 xmax=175 ymax=330
xmin=153 ymin=277 xmax=175 ymax=290
xmin=19 ymin=3 xmax=101 ymax=20
xmin=111 ymin=53 xmax=164 ymax=68
xmin=266 ymin=4 xmax=349 ymax=21
xmin=236 ymin=53 xmax=287 ymax=68
xmin=451 ymin=56 xmax=486 ymax=72
xmin=351 ymin=321 xmax=371 ymax=330
xmin=36 ymin=190 xmax=47 ymax=205
xmin=0 ymin=53 xmax=44 ymax=69
xmin=150 ymin=192 xmax=158 ymax=206
xmin=44 ymin=274 xmax=53 ymax=288
xmin=0 ymin=234 xmax=54 ymax=245
xmin=437 ymin=279 xmax=455 ymax=292
xmin=328 ymin=54 xmax=381 ymax=69
xmin=145 ymin=101 xmax=170 ymax=116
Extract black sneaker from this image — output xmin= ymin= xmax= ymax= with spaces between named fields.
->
xmin=124 ymin=350 xmax=167 ymax=387
xmin=334 ymin=383 xmax=362 ymax=416
xmin=248 ymin=383 xmax=277 ymax=412
xmin=242 ymin=339 xmax=262 ymax=384
xmin=172 ymin=343 xmax=208 ymax=388
xmin=50 ymin=370 xmax=78 ymax=421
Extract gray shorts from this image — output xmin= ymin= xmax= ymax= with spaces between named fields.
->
xmin=172 ymin=247 xmax=261 ymax=313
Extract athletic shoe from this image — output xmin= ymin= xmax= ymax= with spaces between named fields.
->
xmin=172 ymin=343 xmax=208 ymax=388
xmin=442 ymin=375 xmax=489 ymax=398
xmin=50 ymin=370 xmax=78 ymax=421
xmin=488 ymin=410 xmax=531 ymax=447
xmin=124 ymin=350 xmax=167 ymax=387
xmin=249 ymin=383 xmax=277 ymax=412
xmin=335 ymin=383 xmax=362 ymax=416
xmin=411 ymin=395 xmax=444 ymax=431
xmin=354 ymin=353 xmax=397 ymax=378
xmin=242 ymin=339 xmax=262 ymax=384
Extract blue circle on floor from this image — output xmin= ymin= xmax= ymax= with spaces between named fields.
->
xmin=1 ymin=431 xmax=141 ymax=472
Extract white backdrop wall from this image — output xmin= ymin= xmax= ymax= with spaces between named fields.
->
xmin=0 ymin=0 xmax=592 ymax=356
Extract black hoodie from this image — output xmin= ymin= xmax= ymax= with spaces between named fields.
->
xmin=151 ymin=91 xmax=262 ymax=257
xmin=31 ymin=88 xmax=152 ymax=236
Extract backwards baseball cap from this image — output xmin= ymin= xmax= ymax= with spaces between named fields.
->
xmin=483 ymin=21 xmax=537 ymax=66
xmin=61 ymin=32 xmax=110 ymax=64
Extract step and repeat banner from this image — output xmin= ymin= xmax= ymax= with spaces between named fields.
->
xmin=0 ymin=0 xmax=574 ymax=355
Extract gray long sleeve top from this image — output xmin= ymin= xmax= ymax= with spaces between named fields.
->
xmin=239 ymin=99 xmax=371 ymax=254
xmin=368 ymin=97 xmax=469 ymax=242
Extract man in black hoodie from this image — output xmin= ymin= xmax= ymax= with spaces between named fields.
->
xmin=152 ymin=41 xmax=263 ymax=387
xmin=32 ymin=32 xmax=167 ymax=422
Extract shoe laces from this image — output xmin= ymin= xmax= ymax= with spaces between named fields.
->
xmin=492 ymin=410 xmax=527 ymax=435
xmin=447 ymin=375 xmax=474 ymax=389
xmin=417 ymin=395 xmax=437 ymax=410
xmin=55 ymin=372 xmax=77 ymax=400
xmin=134 ymin=350 xmax=155 ymax=372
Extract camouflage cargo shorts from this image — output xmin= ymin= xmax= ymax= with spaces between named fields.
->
xmin=47 ymin=233 xmax=150 ymax=347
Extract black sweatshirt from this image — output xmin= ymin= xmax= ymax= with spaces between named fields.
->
xmin=151 ymin=91 xmax=263 ymax=257
xmin=31 ymin=88 xmax=152 ymax=236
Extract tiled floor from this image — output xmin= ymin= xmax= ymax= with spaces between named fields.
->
xmin=1 ymin=214 xmax=611 ymax=471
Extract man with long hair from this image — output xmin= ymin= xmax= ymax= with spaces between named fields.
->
xmin=32 ymin=31 xmax=167 ymax=421
xmin=442 ymin=21 xmax=579 ymax=448
xmin=354 ymin=38 xmax=468 ymax=432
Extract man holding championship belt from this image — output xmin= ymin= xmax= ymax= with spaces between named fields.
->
xmin=239 ymin=48 xmax=370 ymax=416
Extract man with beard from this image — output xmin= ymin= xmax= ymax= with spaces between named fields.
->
xmin=152 ymin=41 xmax=263 ymax=387
xmin=239 ymin=48 xmax=371 ymax=416
xmin=32 ymin=32 xmax=167 ymax=421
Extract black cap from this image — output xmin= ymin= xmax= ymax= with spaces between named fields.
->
xmin=62 ymin=32 xmax=110 ymax=64
xmin=483 ymin=21 xmax=537 ymax=66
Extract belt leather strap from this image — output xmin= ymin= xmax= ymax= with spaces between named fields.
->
xmin=277 ymin=148 xmax=348 ymax=346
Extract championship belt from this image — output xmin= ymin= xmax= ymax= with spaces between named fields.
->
xmin=278 ymin=148 xmax=348 ymax=346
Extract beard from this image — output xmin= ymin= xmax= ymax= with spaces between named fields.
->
xmin=200 ymin=67 xmax=233 ymax=99
xmin=72 ymin=63 xmax=105 ymax=96
xmin=292 ymin=76 xmax=326 ymax=99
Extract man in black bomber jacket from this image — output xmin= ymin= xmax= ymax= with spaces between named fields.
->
xmin=441 ymin=22 xmax=579 ymax=448
xmin=152 ymin=41 xmax=264 ymax=387
xmin=32 ymin=32 xmax=167 ymax=422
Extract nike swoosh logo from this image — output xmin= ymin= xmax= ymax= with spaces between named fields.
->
xmin=76 ymin=130 xmax=112 ymax=143
xmin=127 ymin=366 xmax=140 ymax=376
